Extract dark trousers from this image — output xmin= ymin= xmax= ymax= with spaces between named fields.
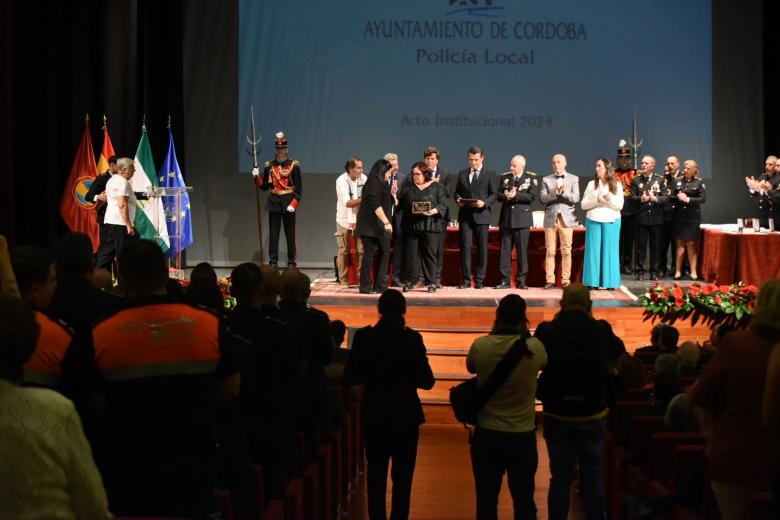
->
xmin=619 ymin=214 xmax=636 ymax=270
xmin=268 ymin=211 xmax=297 ymax=266
xmin=435 ymin=223 xmax=447 ymax=283
xmin=391 ymin=211 xmax=404 ymax=283
xmin=543 ymin=416 xmax=607 ymax=520
xmin=659 ymin=219 xmax=676 ymax=272
xmin=360 ymin=233 xmax=390 ymax=292
xmin=95 ymin=223 xmax=113 ymax=269
xmin=97 ymin=224 xmax=137 ymax=269
xmin=635 ymin=223 xmax=662 ymax=273
xmin=460 ymin=220 xmax=489 ymax=284
xmin=403 ymin=230 xmax=438 ymax=285
xmin=470 ymin=426 xmax=538 ymax=520
xmin=364 ymin=424 xmax=420 ymax=520
xmin=499 ymin=227 xmax=530 ymax=285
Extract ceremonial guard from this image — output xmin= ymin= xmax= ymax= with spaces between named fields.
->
xmin=495 ymin=155 xmax=537 ymax=289
xmin=630 ymin=155 xmax=667 ymax=280
xmin=254 ymin=132 xmax=302 ymax=267
xmin=614 ymin=142 xmax=637 ymax=275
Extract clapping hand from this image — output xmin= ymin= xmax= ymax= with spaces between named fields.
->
xmin=505 ymin=187 xmax=517 ymax=199
xmin=641 ymin=191 xmax=650 ymax=202
xmin=677 ymin=192 xmax=690 ymax=203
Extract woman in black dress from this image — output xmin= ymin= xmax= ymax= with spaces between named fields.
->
xmin=672 ymin=159 xmax=706 ymax=280
xmin=399 ymin=162 xmax=448 ymax=293
xmin=355 ymin=159 xmax=394 ymax=294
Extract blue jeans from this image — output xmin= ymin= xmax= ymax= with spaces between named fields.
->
xmin=543 ymin=415 xmax=607 ymax=520
xmin=470 ymin=426 xmax=538 ymax=520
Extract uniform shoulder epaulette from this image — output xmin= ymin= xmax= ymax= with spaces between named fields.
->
xmin=292 ymin=160 xmax=300 ymax=167
xmin=527 ymin=171 xmax=537 ymax=176
xmin=264 ymin=161 xmax=271 ymax=168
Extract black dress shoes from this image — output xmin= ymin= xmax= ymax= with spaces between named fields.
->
xmin=359 ymin=288 xmax=376 ymax=294
xmin=544 ymin=283 xmax=555 ymax=290
xmin=651 ymin=273 xmax=660 ymax=281
xmin=427 ymin=284 xmax=437 ymax=293
xmin=474 ymin=282 xmax=485 ymax=289
xmin=517 ymin=283 xmax=529 ymax=289
xmin=635 ymin=272 xmax=645 ymax=281
xmin=494 ymin=282 xmax=511 ymax=289
xmin=457 ymin=282 xmax=471 ymax=289
xmin=402 ymin=284 xmax=414 ymax=292
xmin=621 ymin=266 xmax=632 ymax=275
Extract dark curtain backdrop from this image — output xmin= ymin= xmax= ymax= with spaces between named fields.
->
xmin=1 ymin=0 xmax=779 ymax=255
xmin=1 ymin=0 xmax=184 ymax=247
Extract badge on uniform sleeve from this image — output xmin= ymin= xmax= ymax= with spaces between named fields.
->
xmin=677 ymin=181 xmax=682 ymax=187
xmin=639 ymin=183 xmax=644 ymax=189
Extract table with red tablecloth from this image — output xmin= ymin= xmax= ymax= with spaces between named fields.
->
xmin=698 ymin=228 xmax=780 ymax=286
xmin=345 ymin=227 xmax=585 ymax=288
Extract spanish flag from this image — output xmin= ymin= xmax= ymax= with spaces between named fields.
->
xmin=96 ymin=116 xmax=116 ymax=174
xmin=59 ymin=118 xmax=100 ymax=251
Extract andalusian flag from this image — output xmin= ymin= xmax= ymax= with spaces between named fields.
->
xmin=132 ymin=124 xmax=170 ymax=253
xmin=59 ymin=117 xmax=100 ymax=251
xmin=158 ymin=125 xmax=193 ymax=256
xmin=96 ymin=116 xmax=115 ymax=174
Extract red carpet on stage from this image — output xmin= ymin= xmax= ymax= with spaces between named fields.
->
xmin=310 ymin=279 xmax=636 ymax=302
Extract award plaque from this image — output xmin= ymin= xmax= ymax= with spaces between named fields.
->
xmin=412 ymin=201 xmax=432 ymax=214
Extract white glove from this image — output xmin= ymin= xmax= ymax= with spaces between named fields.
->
xmin=286 ymin=205 xmax=295 ymax=213
xmin=252 ymin=167 xmax=260 ymax=177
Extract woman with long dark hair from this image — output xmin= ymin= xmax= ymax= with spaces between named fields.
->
xmin=398 ymin=161 xmax=447 ymax=293
xmin=580 ymin=157 xmax=623 ymax=289
xmin=355 ymin=159 xmax=394 ymax=294
xmin=343 ymin=290 xmax=434 ymax=520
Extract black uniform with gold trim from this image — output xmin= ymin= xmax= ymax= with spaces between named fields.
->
xmin=496 ymin=171 xmax=538 ymax=288
xmin=256 ymin=132 xmax=303 ymax=267
xmin=630 ymin=172 xmax=667 ymax=278
xmin=671 ymin=176 xmax=706 ymax=240
xmin=751 ymin=173 xmax=780 ymax=229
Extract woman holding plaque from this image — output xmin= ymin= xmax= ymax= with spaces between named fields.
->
xmin=355 ymin=159 xmax=394 ymax=294
xmin=399 ymin=162 xmax=447 ymax=293
xmin=671 ymin=160 xmax=706 ymax=281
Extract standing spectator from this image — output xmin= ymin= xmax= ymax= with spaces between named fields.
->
xmin=690 ymin=279 xmax=780 ymax=519
xmin=535 ymin=284 xmax=625 ymax=519
xmin=540 ymin=154 xmax=580 ymax=289
xmin=0 ymin=295 xmax=112 ymax=519
xmin=580 ymin=157 xmax=623 ymax=290
xmin=467 ymin=294 xmax=547 ymax=518
xmin=355 ymin=159 xmax=394 ymax=294
xmin=335 ymin=157 xmax=366 ymax=286
xmin=343 ymin=290 xmax=434 ymax=520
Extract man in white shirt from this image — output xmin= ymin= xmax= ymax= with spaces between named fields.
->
xmin=335 ymin=157 xmax=367 ymax=287
xmin=102 ymin=157 xmax=138 ymax=264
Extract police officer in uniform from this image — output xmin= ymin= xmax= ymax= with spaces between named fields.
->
xmin=659 ymin=155 xmax=683 ymax=277
xmin=614 ymin=142 xmax=638 ymax=275
xmin=671 ymin=160 xmax=706 ymax=280
xmin=253 ymin=132 xmax=302 ymax=268
xmin=630 ymin=155 xmax=667 ymax=280
xmin=745 ymin=155 xmax=779 ymax=229
xmin=495 ymin=155 xmax=537 ymax=289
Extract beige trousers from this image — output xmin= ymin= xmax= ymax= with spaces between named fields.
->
xmin=335 ymin=223 xmax=363 ymax=284
xmin=544 ymin=215 xmax=574 ymax=285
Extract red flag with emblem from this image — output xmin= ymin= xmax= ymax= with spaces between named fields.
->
xmin=59 ymin=120 xmax=100 ymax=251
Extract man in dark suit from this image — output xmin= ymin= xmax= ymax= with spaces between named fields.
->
xmin=454 ymin=146 xmax=497 ymax=289
xmin=496 ymin=155 xmax=537 ymax=289
xmin=386 ymin=153 xmax=408 ymax=287
xmin=423 ymin=146 xmax=451 ymax=287
xmin=84 ymin=155 xmax=117 ymax=269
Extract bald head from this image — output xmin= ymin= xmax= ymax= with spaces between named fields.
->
xmin=552 ymin=154 xmax=567 ymax=174
xmin=560 ymin=283 xmax=592 ymax=314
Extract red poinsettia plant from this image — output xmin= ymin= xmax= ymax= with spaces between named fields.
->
xmin=177 ymin=275 xmax=237 ymax=310
xmin=640 ymin=281 xmax=758 ymax=329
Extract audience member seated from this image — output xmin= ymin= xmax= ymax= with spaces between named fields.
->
xmin=677 ymin=340 xmax=702 ymax=378
xmin=691 ymin=279 xmax=780 ymax=520
xmin=185 ymin=261 xmax=225 ymax=315
xmin=227 ymin=262 xmax=299 ymax=500
xmin=762 ymin=337 xmax=780 ymax=508
xmin=652 ymin=353 xmax=682 ymax=414
xmin=165 ymin=277 xmax=185 ymax=300
xmin=699 ymin=323 xmax=736 ymax=366
xmin=635 ymin=323 xmax=680 ymax=355
xmin=260 ymin=264 xmax=284 ymax=318
xmin=0 ymin=295 xmax=111 ymax=519
xmin=344 ymin=290 xmax=435 ymax=520
xmin=615 ymin=353 xmax=649 ymax=397
xmin=91 ymin=240 xmax=241 ymax=519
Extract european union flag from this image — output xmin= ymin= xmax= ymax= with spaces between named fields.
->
xmin=158 ymin=127 xmax=193 ymax=256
